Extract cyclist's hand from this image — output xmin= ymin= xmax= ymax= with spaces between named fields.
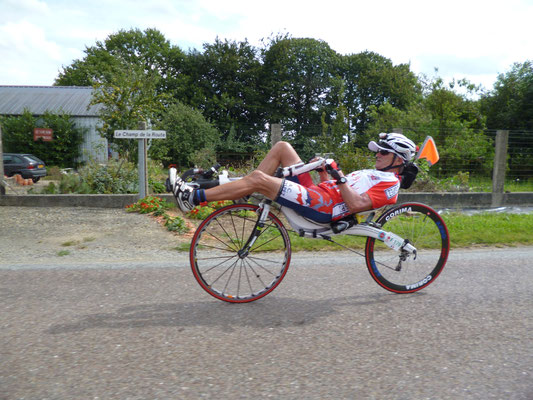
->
xmin=325 ymin=159 xmax=339 ymax=170
xmin=325 ymin=159 xmax=341 ymax=180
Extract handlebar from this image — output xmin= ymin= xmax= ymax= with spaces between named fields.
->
xmin=176 ymin=157 xmax=341 ymax=189
xmin=275 ymin=157 xmax=341 ymax=179
xmin=180 ymin=163 xmax=221 ymax=181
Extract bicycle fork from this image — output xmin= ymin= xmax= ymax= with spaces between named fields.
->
xmin=237 ymin=201 xmax=272 ymax=259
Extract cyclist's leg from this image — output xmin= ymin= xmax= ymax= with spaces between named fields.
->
xmin=174 ymin=140 xmax=303 ymax=210
xmin=204 ymin=170 xmax=282 ymax=202
xmin=255 ymin=141 xmax=302 ymax=175
xmin=275 ymin=178 xmax=334 ymax=223
xmin=202 ymin=141 xmax=302 ymax=202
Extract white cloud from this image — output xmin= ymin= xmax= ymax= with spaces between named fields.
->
xmin=0 ymin=20 xmax=64 ymax=85
xmin=0 ymin=0 xmax=531 ymax=87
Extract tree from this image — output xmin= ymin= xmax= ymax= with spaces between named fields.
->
xmin=366 ymin=76 xmax=492 ymax=176
xmin=148 ymin=101 xmax=220 ymax=168
xmin=90 ymin=62 xmax=168 ymax=158
xmin=56 ymin=28 xmax=184 ymax=159
xmin=339 ymin=51 xmax=421 ymax=140
xmin=481 ymin=60 xmax=533 ymax=130
xmin=55 ymin=28 xmax=186 ymax=92
xmin=480 ymin=61 xmax=533 ymax=178
xmin=181 ymin=38 xmax=265 ymax=149
xmin=261 ymin=37 xmax=340 ymax=153
xmin=317 ymin=81 xmax=350 ymax=155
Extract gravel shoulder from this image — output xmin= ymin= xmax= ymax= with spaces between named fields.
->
xmin=0 ymin=206 xmax=192 ymax=267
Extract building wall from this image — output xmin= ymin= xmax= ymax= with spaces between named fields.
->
xmin=74 ymin=116 xmax=107 ymax=163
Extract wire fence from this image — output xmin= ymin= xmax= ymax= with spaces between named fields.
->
xmin=223 ymin=126 xmax=533 ymax=186
xmin=427 ymin=130 xmax=533 ymax=181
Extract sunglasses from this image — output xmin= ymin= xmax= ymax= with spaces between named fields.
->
xmin=378 ymin=149 xmax=391 ymax=156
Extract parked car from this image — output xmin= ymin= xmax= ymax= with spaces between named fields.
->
xmin=3 ymin=153 xmax=47 ymax=182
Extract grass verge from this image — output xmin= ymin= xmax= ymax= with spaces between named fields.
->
xmin=173 ymin=211 xmax=533 ymax=252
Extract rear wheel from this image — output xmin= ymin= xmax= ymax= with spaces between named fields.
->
xmin=190 ymin=204 xmax=291 ymax=303
xmin=365 ymin=203 xmax=449 ymax=293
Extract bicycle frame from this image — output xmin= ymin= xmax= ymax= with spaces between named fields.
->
xmin=256 ymin=200 xmax=417 ymax=255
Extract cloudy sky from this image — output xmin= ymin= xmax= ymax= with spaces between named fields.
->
xmin=1 ymin=0 xmax=532 ymax=90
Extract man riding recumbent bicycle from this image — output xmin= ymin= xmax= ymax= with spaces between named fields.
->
xmin=166 ymin=133 xmax=449 ymax=303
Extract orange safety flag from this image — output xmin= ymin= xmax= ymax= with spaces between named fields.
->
xmin=416 ymin=136 xmax=440 ymax=166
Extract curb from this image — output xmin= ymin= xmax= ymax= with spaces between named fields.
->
xmin=1 ymin=192 xmax=532 ymax=209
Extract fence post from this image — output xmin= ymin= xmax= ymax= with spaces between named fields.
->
xmin=0 ymin=124 xmax=5 ymax=195
xmin=491 ymin=130 xmax=509 ymax=207
xmin=271 ymin=123 xmax=282 ymax=147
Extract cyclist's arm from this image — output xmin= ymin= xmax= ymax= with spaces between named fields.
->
xmin=337 ymin=173 xmax=374 ymax=213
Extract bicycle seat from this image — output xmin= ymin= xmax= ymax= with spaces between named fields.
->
xmin=330 ymin=215 xmax=358 ymax=234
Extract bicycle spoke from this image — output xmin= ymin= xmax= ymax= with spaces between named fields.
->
xmin=243 ymin=257 xmax=268 ymax=288
xmin=200 ymin=254 xmax=238 ymax=275
xmin=204 ymin=229 xmax=239 ymax=252
xmin=213 ymin=215 xmax=241 ymax=250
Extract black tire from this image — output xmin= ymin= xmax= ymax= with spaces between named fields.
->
xmin=190 ymin=204 xmax=292 ymax=303
xmin=32 ymin=177 xmax=40 ymax=183
xmin=365 ymin=203 xmax=449 ymax=293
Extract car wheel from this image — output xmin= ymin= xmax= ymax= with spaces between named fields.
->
xmin=32 ymin=177 xmax=40 ymax=183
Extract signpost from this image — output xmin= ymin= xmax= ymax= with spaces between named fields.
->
xmin=114 ymin=127 xmax=166 ymax=199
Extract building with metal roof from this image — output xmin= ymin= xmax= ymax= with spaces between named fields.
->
xmin=0 ymin=86 xmax=107 ymax=163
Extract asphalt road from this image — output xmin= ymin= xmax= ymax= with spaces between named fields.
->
xmin=1 ymin=208 xmax=532 ymax=399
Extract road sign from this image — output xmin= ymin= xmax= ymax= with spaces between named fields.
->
xmin=114 ymin=130 xmax=166 ymax=139
xmin=34 ymin=128 xmax=53 ymax=141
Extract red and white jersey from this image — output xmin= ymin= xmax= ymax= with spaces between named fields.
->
xmin=318 ymin=169 xmax=400 ymax=220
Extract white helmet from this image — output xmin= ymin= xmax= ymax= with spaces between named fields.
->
xmin=368 ymin=132 xmax=416 ymax=161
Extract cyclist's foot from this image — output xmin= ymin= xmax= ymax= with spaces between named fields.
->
xmin=166 ymin=167 xmax=200 ymax=212
xmin=175 ymin=178 xmax=197 ymax=212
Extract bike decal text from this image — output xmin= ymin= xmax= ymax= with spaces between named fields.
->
xmin=406 ymin=275 xmax=432 ymax=290
xmin=385 ymin=206 xmax=412 ymax=221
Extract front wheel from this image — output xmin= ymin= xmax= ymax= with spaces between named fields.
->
xmin=190 ymin=204 xmax=292 ymax=303
xmin=365 ymin=203 xmax=450 ymax=293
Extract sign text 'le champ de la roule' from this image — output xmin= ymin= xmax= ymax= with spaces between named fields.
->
xmin=114 ymin=130 xmax=166 ymax=139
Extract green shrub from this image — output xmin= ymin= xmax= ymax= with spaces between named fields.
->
xmin=164 ymin=216 xmax=188 ymax=233
xmin=45 ymin=166 xmax=63 ymax=180
xmin=79 ymin=159 xmax=137 ymax=194
xmin=125 ymin=196 xmax=189 ymax=234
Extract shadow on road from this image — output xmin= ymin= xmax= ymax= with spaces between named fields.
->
xmin=46 ymin=292 xmax=423 ymax=334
